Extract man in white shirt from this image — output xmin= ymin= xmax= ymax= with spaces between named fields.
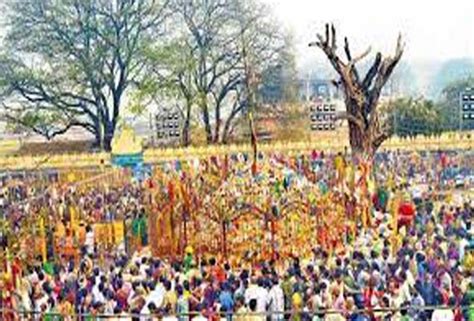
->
xmin=397 ymin=271 xmax=412 ymax=304
xmin=459 ymin=237 xmax=469 ymax=260
xmin=267 ymin=278 xmax=284 ymax=321
xmin=92 ymin=283 xmax=106 ymax=304
xmin=244 ymin=278 xmax=268 ymax=313
xmin=144 ymin=281 xmax=166 ymax=308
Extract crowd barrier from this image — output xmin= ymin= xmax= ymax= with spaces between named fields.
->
xmin=0 ymin=132 xmax=472 ymax=171
xmin=1 ymin=304 xmax=473 ymax=320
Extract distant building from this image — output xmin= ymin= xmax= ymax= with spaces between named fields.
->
xmin=298 ymin=77 xmax=340 ymax=101
xmin=154 ymin=106 xmax=183 ymax=146
xmin=298 ymin=75 xmax=403 ymax=101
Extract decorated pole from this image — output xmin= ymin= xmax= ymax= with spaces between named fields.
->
xmin=270 ymin=217 xmax=276 ymax=261
xmin=248 ymin=112 xmax=258 ymax=176
xmin=39 ymin=216 xmax=47 ymax=264
xmin=180 ymin=180 xmax=190 ymax=253
xmin=390 ymin=192 xmax=401 ymax=255
xmin=168 ymin=180 xmax=176 ymax=257
xmin=222 ymin=219 xmax=228 ymax=260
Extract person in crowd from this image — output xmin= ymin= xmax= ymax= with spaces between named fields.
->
xmin=0 ymin=150 xmax=472 ymax=321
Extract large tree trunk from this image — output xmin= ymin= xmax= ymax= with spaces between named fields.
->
xmin=221 ymin=120 xmax=232 ymax=144
xmin=348 ymin=121 xmax=371 ymax=157
xmin=103 ymin=121 xmax=116 ymax=152
xmin=90 ymin=114 xmax=103 ymax=149
xmin=201 ymin=102 xmax=213 ymax=144
xmin=221 ymin=105 xmax=243 ymax=144
xmin=103 ymin=134 xmax=113 ymax=151
xmin=182 ymin=102 xmax=192 ymax=147
xmin=347 ymin=109 xmax=387 ymax=160
xmin=93 ymin=129 xmax=102 ymax=149
xmin=213 ymin=118 xmax=221 ymax=144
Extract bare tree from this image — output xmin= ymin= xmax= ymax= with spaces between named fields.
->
xmin=309 ymin=24 xmax=404 ymax=158
xmin=171 ymin=0 xmax=283 ymax=144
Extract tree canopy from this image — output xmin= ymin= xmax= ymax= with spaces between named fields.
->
xmin=438 ymin=76 xmax=474 ymax=130
xmin=136 ymin=0 xmax=288 ymax=145
xmin=0 ymin=0 xmax=291 ymax=149
xmin=385 ymin=97 xmax=445 ymax=138
xmin=0 ymin=0 xmax=170 ymax=150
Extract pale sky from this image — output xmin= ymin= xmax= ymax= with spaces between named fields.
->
xmin=264 ymin=0 xmax=474 ymax=67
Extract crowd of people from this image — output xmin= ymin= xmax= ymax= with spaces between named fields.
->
xmin=0 ymin=150 xmax=472 ymax=321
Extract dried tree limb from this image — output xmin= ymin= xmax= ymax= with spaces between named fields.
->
xmin=343 ymin=37 xmax=359 ymax=83
xmin=371 ymin=34 xmax=405 ymax=94
xmin=350 ymin=46 xmax=372 ymax=66
xmin=362 ymin=52 xmax=382 ymax=89
xmin=343 ymin=37 xmax=370 ymax=83
xmin=331 ymin=24 xmax=337 ymax=51
xmin=325 ymin=23 xmax=330 ymax=47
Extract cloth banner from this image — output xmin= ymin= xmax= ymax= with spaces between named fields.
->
xmin=94 ymin=221 xmax=125 ymax=246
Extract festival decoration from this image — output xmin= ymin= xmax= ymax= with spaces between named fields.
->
xmin=248 ymin=112 xmax=258 ymax=176
xmin=143 ymin=152 xmax=359 ymax=261
xmin=1 ymin=145 xmax=472 ymax=273
xmin=111 ymin=125 xmax=144 ymax=167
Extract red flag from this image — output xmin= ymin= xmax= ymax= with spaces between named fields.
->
xmin=168 ymin=181 xmax=175 ymax=204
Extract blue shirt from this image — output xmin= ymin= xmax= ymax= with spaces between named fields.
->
xmin=219 ymin=290 xmax=234 ymax=312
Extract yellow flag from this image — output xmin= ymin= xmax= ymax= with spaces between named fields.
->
xmin=387 ymin=173 xmax=395 ymax=190
xmin=112 ymin=221 xmax=125 ymax=245
xmin=39 ymin=217 xmax=47 ymax=263
xmin=70 ymin=206 xmax=78 ymax=234
xmin=390 ymin=194 xmax=400 ymax=254
xmin=67 ymin=172 xmax=76 ymax=183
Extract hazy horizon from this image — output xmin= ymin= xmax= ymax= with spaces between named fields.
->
xmin=0 ymin=0 xmax=472 ymax=94
xmin=264 ymin=0 xmax=474 ymax=68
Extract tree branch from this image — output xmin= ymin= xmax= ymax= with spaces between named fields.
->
xmin=362 ymin=52 xmax=382 ymax=89
xmin=343 ymin=37 xmax=370 ymax=84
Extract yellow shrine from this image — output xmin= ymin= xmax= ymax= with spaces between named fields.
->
xmin=111 ymin=125 xmax=144 ymax=167
xmin=111 ymin=125 xmax=143 ymax=156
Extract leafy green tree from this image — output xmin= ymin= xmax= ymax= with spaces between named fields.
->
xmin=386 ymin=97 xmax=446 ymax=138
xmin=438 ymin=76 xmax=474 ymax=130
xmin=137 ymin=0 xmax=287 ymax=145
xmin=0 ymin=0 xmax=170 ymax=150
